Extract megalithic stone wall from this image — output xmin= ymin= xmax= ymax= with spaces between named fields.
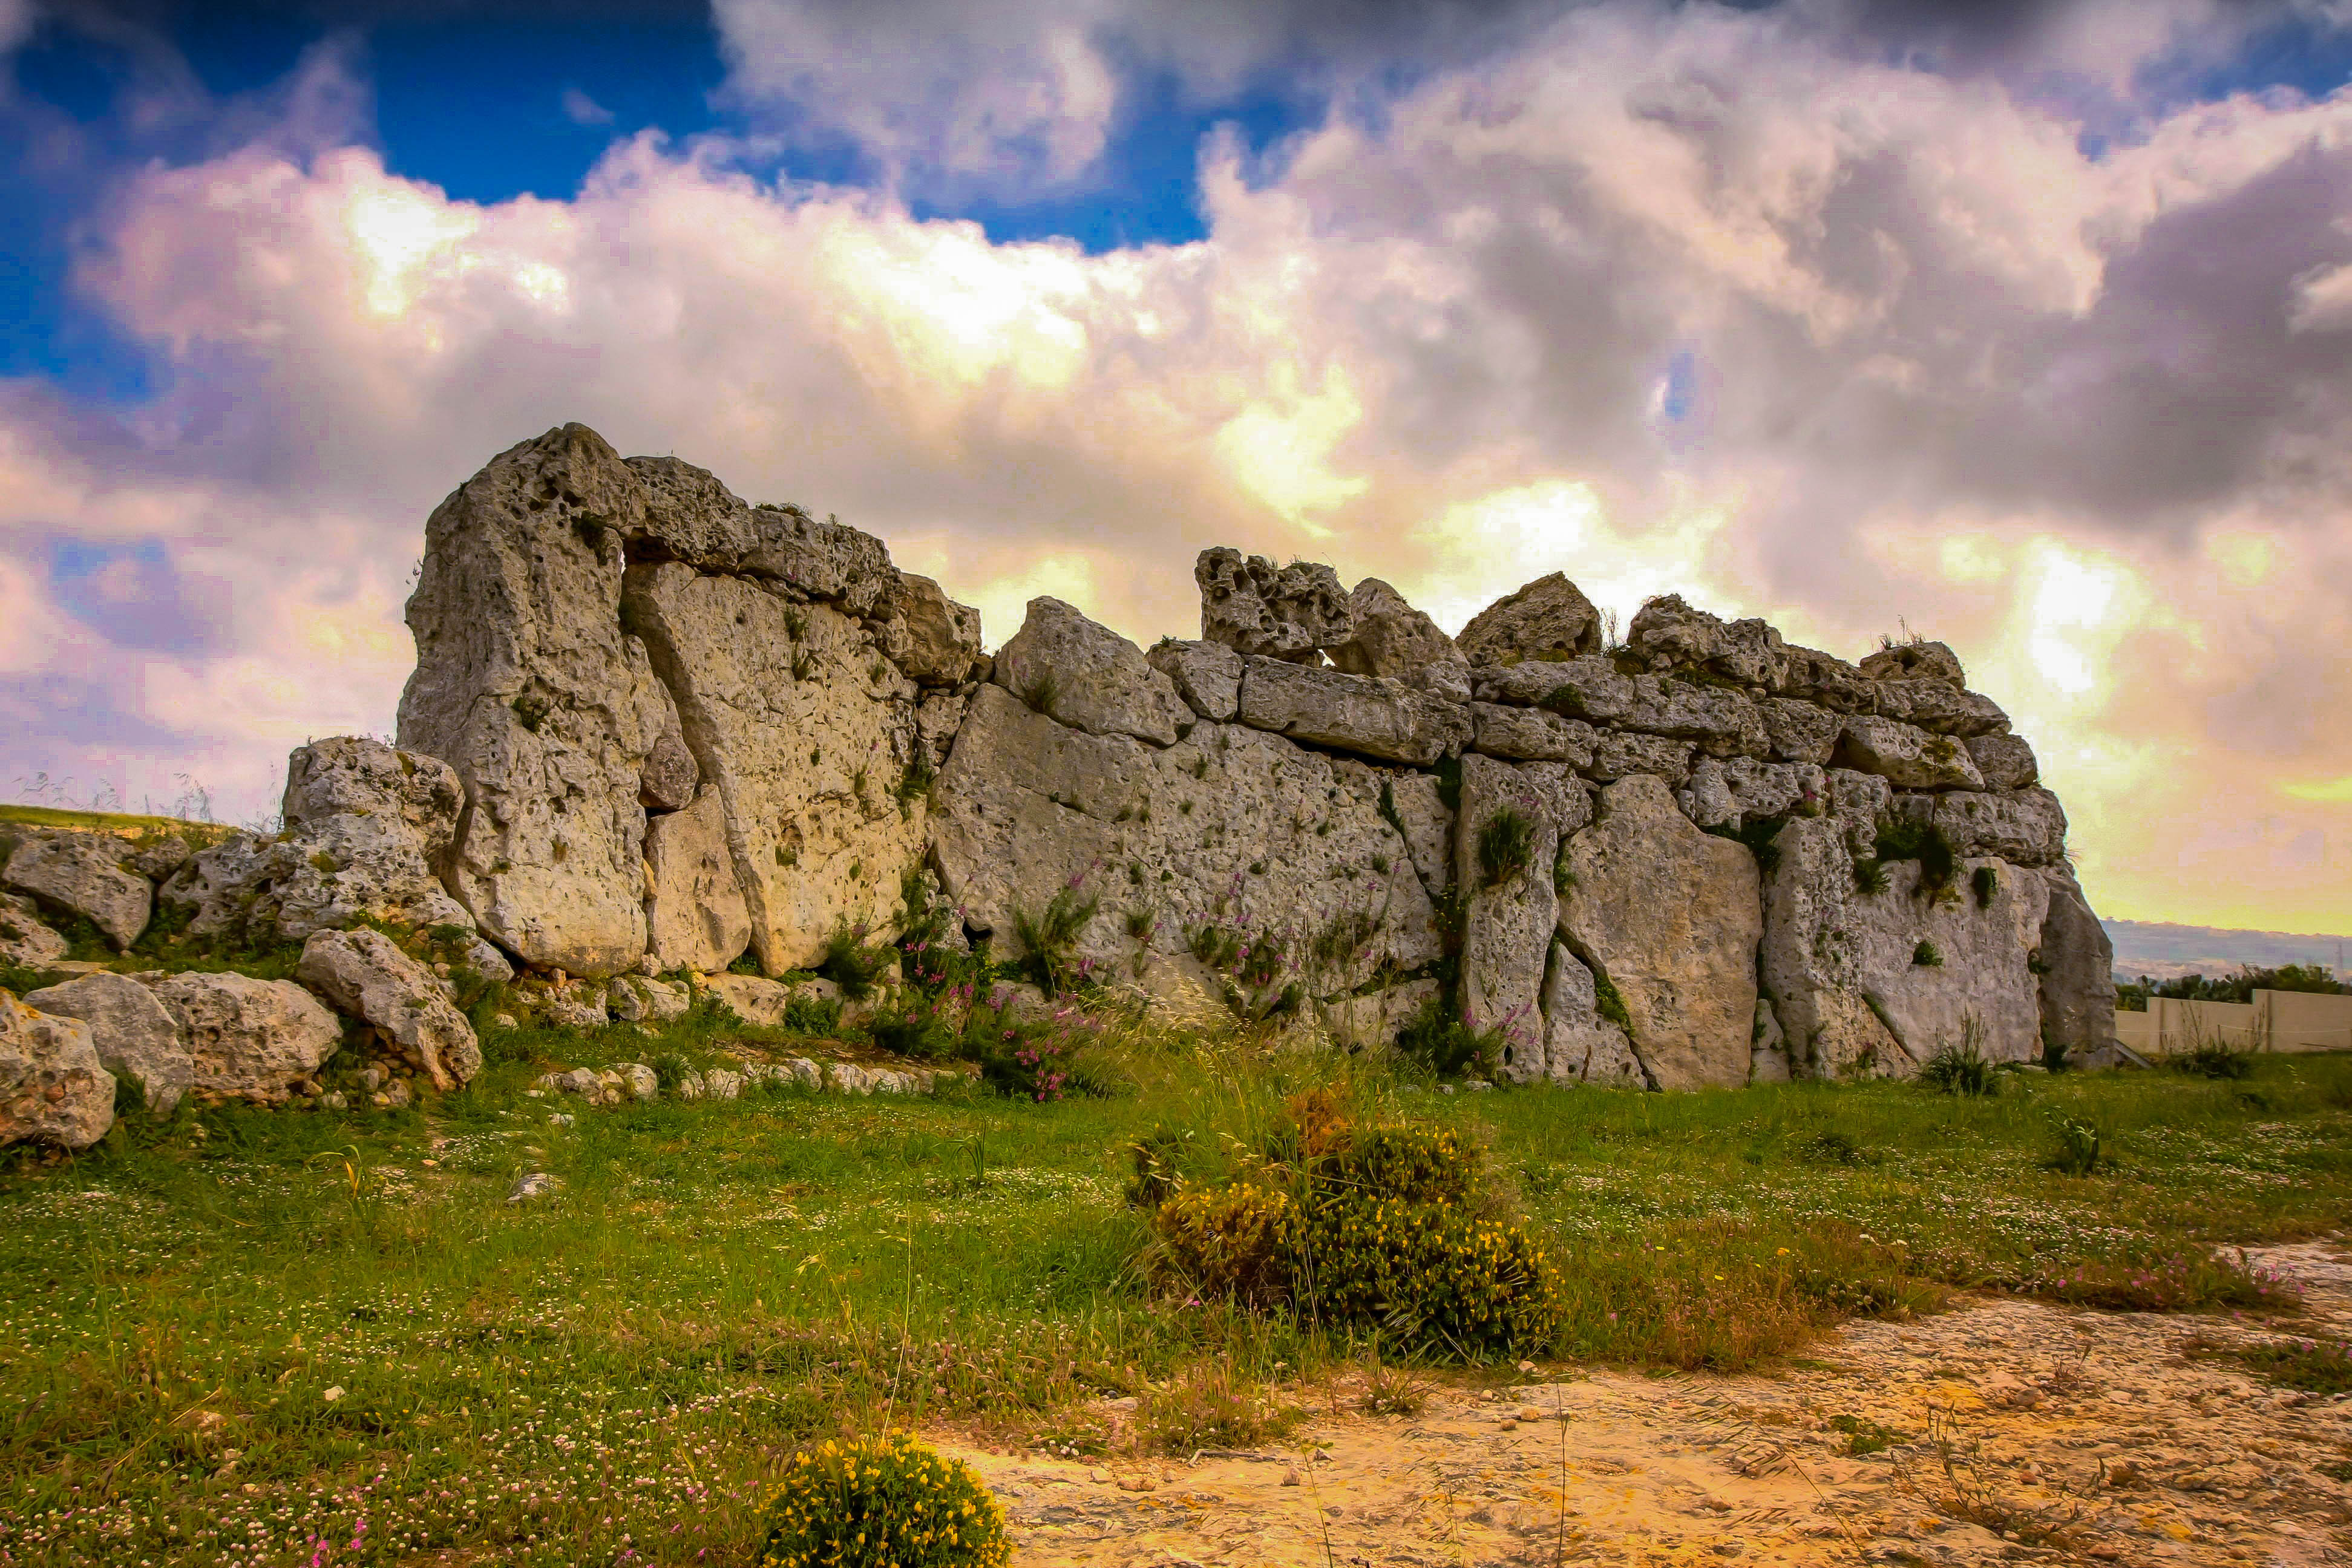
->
xmin=393 ymin=424 xmax=2117 ymax=1084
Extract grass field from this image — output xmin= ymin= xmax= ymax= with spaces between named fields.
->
xmin=2 ymin=1005 xmax=2348 ymax=1568
xmin=0 ymin=805 xmax=241 ymax=849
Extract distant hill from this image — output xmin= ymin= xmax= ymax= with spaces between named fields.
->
xmin=2105 ymin=920 xmax=2351 ymax=984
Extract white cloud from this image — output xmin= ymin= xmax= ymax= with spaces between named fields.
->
xmin=7 ymin=1 xmax=2352 ymax=930
xmin=0 ymin=0 xmax=36 ymax=57
xmin=561 ymin=87 xmax=616 ymax=127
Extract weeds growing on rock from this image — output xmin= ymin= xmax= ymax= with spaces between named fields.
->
xmin=1476 ymin=808 xmax=1535 ymax=888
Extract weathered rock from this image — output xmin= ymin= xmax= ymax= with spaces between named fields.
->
xmin=1761 ymin=698 xmax=1841 ymax=764
xmin=1381 ymin=770 xmax=1455 ymax=900
xmin=1584 ymin=731 xmax=1695 ymax=786
xmin=127 ymin=838 xmax=191 ymax=880
xmin=618 ymin=1061 xmax=660 ymax=1101
xmin=626 ymin=561 xmax=926 ymax=972
xmin=1761 ymin=816 xmax=2049 ymax=1076
xmin=1456 ymin=573 xmax=1602 ymax=665
xmin=1749 ymin=998 xmax=1793 ymax=1083
xmin=875 ymin=573 xmax=983 ymax=686
xmin=1870 ymin=679 xmax=2010 ymax=737
xmin=1907 ymin=787 xmax=2068 ymax=867
xmin=1859 ymin=639 xmax=1965 ymax=685
xmin=606 ymin=975 xmax=691 ymax=1025
xmin=1473 ymin=656 xmax=1634 ymax=722
xmin=1456 ymin=756 xmax=1591 ymax=1083
xmin=637 ymin=681 xmax=699 ymax=812
xmin=1328 ymin=579 xmax=1466 ymax=685
xmin=297 ymin=928 xmax=482 ymax=1092
xmin=22 ymin=972 xmax=191 ymax=1114
xmin=134 ymin=971 xmax=340 ymax=1104
xmin=706 ymin=973 xmax=839 ymax=1028
xmin=1834 ymin=715 xmax=1985 ymax=791
xmin=1775 ymin=645 xmax=1876 ymax=712
xmin=2037 ymin=864 xmax=2117 ymax=1065
xmin=539 ymin=984 xmax=609 ymax=1031
xmin=2 ymin=831 xmax=151 ymax=949
xmin=1469 ymin=703 xmax=1596 ymax=766
xmin=1145 ymin=639 xmax=1243 ymax=722
xmin=0 ymin=893 xmax=67 ymax=967
xmin=1238 ymin=658 xmax=1473 ymax=766
xmin=1195 ymin=549 xmax=1352 ymax=663
xmin=1627 ymin=595 xmax=1787 ymax=688
xmin=1319 ymin=977 xmax=1441 ymax=1052
xmin=644 ymin=789 xmax=752 ymax=973
xmin=703 ymin=1066 xmax=745 ymax=1100
xmin=1676 ymin=758 xmax=1826 ymax=831
xmin=1559 ymin=774 xmax=1761 ymax=1090
xmin=0 ymin=992 xmax=113 ymax=1149
xmin=994 ymin=597 xmax=1191 ymax=746
xmin=1619 ymin=676 xmax=1769 ymax=757
xmin=915 ymin=687 xmax=971 ymax=765
xmin=1541 ymin=944 xmax=1642 ymax=1086
xmin=932 ymin=685 xmax=1438 ymax=1002
xmin=1965 ymin=733 xmax=2039 ymax=791
xmin=281 ymin=736 xmax=465 ymax=851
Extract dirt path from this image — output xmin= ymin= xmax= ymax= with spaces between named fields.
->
xmin=942 ymin=1243 xmax=2352 ymax=1567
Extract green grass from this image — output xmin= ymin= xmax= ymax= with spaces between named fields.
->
xmin=0 ymin=803 xmax=241 ymax=849
xmin=2 ymin=1019 xmax=2348 ymax=1567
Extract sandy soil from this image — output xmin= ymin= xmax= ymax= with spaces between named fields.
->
xmin=943 ymin=1242 xmax=2352 ymax=1567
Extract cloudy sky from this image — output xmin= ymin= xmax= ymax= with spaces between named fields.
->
xmin=2 ymin=0 xmax=2350 ymax=935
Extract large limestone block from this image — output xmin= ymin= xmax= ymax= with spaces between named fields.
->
xmin=637 ymin=671 xmax=700 ymax=812
xmin=1826 ymin=769 xmax=1894 ymax=855
xmin=916 ymin=687 xmax=972 ymax=765
xmin=1859 ymin=640 xmax=1965 ymax=685
xmin=1474 ymin=655 xmax=1634 ymax=721
xmin=2036 ymin=864 xmax=2117 ymax=1064
xmin=932 ymin=685 xmax=1439 ymax=1001
xmin=1470 ymin=703 xmax=1596 ymax=766
xmin=644 ymin=788 xmax=752 ymax=973
xmin=1626 ymin=595 xmax=1787 ymax=687
xmin=1329 ymin=579 xmax=1467 ymax=688
xmin=1620 ymin=676 xmax=1768 ymax=757
xmin=0 ymin=893 xmax=67 ymax=967
xmin=1146 ymin=639 xmax=1244 ymax=722
xmin=1677 ymin=758 xmax=1826 ymax=831
xmin=994 ymin=597 xmax=1191 ymax=745
xmin=1584 ymin=731 xmax=1695 ymax=786
xmin=0 ymin=993 xmax=112 ymax=1149
xmin=1195 ymin=548 xmax=1352 ymax=663
xmin=281 ymin=737 xmax=464 ymax=853
xmin=1541 ymin=944 xmax=1642 ymax=1086
xmin=1761 ymin=699 xmax=1841 ymax=764
xmin=1835 ymin=715 xmax=1985 ymax=791
xmin=1454 ymin=756 xmax=1579 ymax=1082
xmin=22 ymin=972 xmax=191 ymax=1114
xmin=1914 ymin=788 xmax=2068 ymax=867
xmin=1456 ymin=573 xmax=1602 ymax=665
xmin=626 ymin=563 xmax=927 ymax=972
xmin=1761 ymin=817 xmax=2049 ymax=1077
xmin=1966 ymin=733 xmax=2039 ymax=791
xmin=396 ymin=425 xmax=672 ymax=975
xmin=1870 ymin=679 xmax=2010 ymax=737
xmin=876 ymin=573 xmax=983 ymax=686
xmin=3 ymin=832 xmax=151 ymax=949
xmin=162 ymin=812 xmax=474 ymax=949
xmin=1383 ymin=771 xmax=1455 ymax=898
xmin=1236 ymin=658 xmax=1472 ymax=766
xmin=1775 ymin=645 xmax=1876 ymax=712
xmin=298 ymin=928 xmax=482 ymax=1092
xmin=1560 ymin=775 xmax=1760 ymax=1090
xmin=134 ymin=971 xmax=339 ymax=1104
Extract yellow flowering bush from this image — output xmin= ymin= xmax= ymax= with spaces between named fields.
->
xmin=757 ymin=1431 xmax=1010 ymax=1568
xmin=1291 ymin=1191 xmax=1564 ymax=1356
xmin=1151 ymin=1180 xmax=1292 ymax=1303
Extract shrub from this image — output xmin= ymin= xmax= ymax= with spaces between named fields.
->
xmin=1151 ymin=1181 xmax=1292 ymax=1303
xmin=783 ymin=992 xmax=844 ymax=1036
xmin=2239 ymin=1338 xmax=2352 ymax=1394
xmin=756 ymin=1431 xmax=1009 ymax=1568
xmin=2047 ymin=1118 xmax=2103 ymax=1176
xmin=1394 ymin=998 xmax=1501 ymax=1082
xmin=1010 ymin=881 xmax=1099 ymax=996
xmin=1850 ymin=855 xmax=1889 ymax=896
xmin=1136 ymin=1364 xmax=1301 ymax=1455
xmin=1919 ymin=1036 xmax=1999 ymax=1097
xmin=1970 ymin=864 xmax=1999 ymax=909
xmin=1291 ymin=1193 xmax=1564 ymax=1357
xmin=1706 ymin=816 xmax=1784 ymax=877
xmin=1552 ymin=839 xmax=1575 ymax=897
xmin=868 ymin=998 xmax=958 ymax=1060
xmin=1326 ymin=1126 xmax=1481 ymax=1207
xmin=1476 ymin=808 xmax=1535 ymax=888
xmin=1873 ymin=820 xmax=1957 ymax=897
xmin=2173 ymin=1040 xmax=2255 ymax=1080
xmin=819 ymin=924 xmax=896 ymax=1000
xmin=1911 ymin=939 xmax=1942 ymax=968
